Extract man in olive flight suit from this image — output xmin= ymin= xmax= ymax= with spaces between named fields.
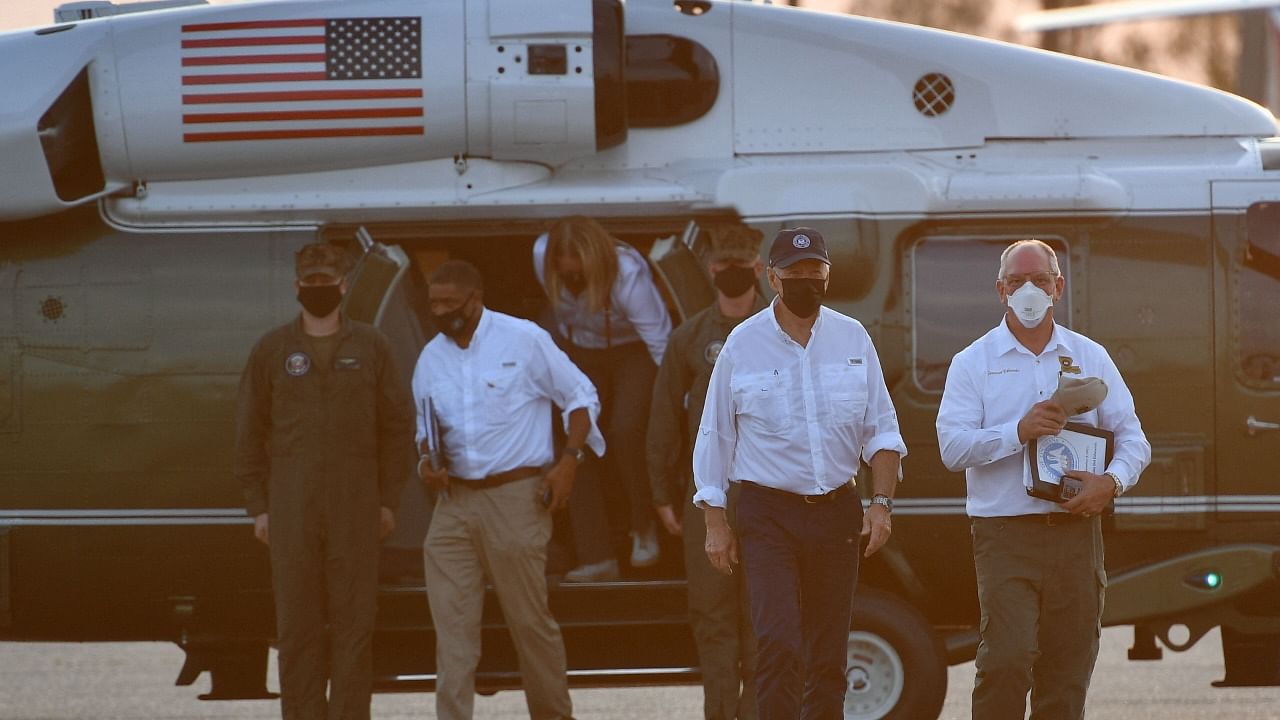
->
xmin=235 ymin=242 xmax=415 ymax=720
xmin=647 ymin=226 xmax=767 ymax=720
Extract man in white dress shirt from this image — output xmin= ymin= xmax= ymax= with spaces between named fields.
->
xmin=936 ymin=239 xmax=1151 ymax=720
xmin=693 ymin=228 xmax=907 ymax=720
xmin=412 ymin=260 xmax=604 ymax=720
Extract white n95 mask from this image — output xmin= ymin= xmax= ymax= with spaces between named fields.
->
xmin=1007 ymin=282 xmax=1053 ymax=328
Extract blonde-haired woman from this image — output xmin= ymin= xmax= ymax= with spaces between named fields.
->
xmin=534 ymin=216 xmax=672 ymax=581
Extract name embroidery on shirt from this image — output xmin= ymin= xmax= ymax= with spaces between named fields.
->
xmin=847 ymin=357 xmax=864 ymax=366
xmin=986 ymin=368 xmax=1020 ymax=376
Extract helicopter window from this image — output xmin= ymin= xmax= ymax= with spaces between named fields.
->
xmin=1238 ymin=204 xmax=1280 ymax=385
xmin=625 ymin=34 xmax=719 ymax=128
xmin=910 ymin=236 xmax=1071 ymax=392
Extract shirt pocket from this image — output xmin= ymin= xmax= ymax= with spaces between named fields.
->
xmin=980 ymin=368 xmax=1027 ymax=416
xmin=820 ymin=363 xmax=868 ymax=426
xmin=480 ymin=365 xmax=528 ymax=425
xmin=732 ymin=371 xmax=790 ymax=434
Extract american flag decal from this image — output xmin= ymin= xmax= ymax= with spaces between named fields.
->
xmin=180 ymin=17 xmax=425 ymax=143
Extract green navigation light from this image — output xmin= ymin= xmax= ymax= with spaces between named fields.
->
xmin=1184 ymin=569 xmax=1223 ymax=591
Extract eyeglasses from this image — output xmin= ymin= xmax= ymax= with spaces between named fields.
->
xmin=1001 ymin=272 xmax=1058 ymax=290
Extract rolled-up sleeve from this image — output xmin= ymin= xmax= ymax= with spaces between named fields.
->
xmin=1096 ymin=350 xmax=1151 ymax=492
xmin=692 ymin=347 xmax=737 ymax=509
xmin=859 ymin=338 xmax=908 ymax=465
xmin=533 ymin=330 xmax=607 ymax=458
xmin=936 ymin=352 xmax=1023 ymax=472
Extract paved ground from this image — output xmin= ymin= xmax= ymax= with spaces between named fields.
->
xmin=2 ymin=627 xmax=1278 ymax=719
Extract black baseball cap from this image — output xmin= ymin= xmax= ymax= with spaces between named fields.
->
xmin=768 ymin=227 xmax=829 ymax=269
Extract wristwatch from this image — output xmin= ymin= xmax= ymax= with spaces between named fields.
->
xmin=564 ymin=446 xmax=586 ymax=465
xmin=870 ymin=494 xmax=893 ymax=513
xmin=1105 ymin=472 xmax=1124 ymax=498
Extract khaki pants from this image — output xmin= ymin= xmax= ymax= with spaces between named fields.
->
xmin=971 ymin=514 xmax=1106 ymax=720
xmin=424 ymin=476 xmax=572 ymax=720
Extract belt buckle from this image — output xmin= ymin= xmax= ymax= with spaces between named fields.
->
xmin=803 ymin=494 xmax=819 ymax=504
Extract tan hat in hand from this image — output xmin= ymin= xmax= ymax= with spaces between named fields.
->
xmin=1050 ymin=375 xmax=1108 ymax=416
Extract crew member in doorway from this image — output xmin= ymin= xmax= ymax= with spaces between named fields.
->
xmin=647 ymin=225 xmax=766 ymax=720
xmin=936 ymin=239 xmax=1150 ymax=720
xmin=535 ymin=216 xmax=673 ymax=580
xmin=693 ymin=228 xmax=906 ymax=720
xmin=234 ymin=242 xmax=415 ymax=720
xmin=414 ymin=260 xmax=604 ymax=720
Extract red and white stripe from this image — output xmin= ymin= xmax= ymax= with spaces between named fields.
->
xmin=179 ymin=18 xmax=424 ymax=143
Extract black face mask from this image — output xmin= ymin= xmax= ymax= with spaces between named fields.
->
xmin=779 ymin=277 xmax=825 ymax=319
xmin=713 ymin=265 xmax=757 ymax=299
xmin=432 ymin=294 xmax=475 ymax=340
xmin=297 ymin=283 xmax=342 ymax=318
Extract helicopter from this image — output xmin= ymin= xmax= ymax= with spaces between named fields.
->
xmin=2 ymin=1 xmax=1279 ymax=717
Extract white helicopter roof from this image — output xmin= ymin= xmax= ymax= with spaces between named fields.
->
xmin=0 ymin=0 xmax=1276 ymax=224
xmin=724 ymin=1 xmax=1275 ymax=154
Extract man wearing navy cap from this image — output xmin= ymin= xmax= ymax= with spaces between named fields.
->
xmin=693 ymin=228 xmax=907 ymax=719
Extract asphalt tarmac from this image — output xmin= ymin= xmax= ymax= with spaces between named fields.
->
xmin=2 ymin=627 xmax=1278 ymax=719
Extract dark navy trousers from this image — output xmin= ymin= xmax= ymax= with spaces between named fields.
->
xmin=736 ymin=482 xmax=862 ymax=720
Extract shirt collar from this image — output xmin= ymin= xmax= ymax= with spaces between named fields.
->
xmin=767 ymin=296 xmax=825 ymax=346
xmin=290 ymin=311 xmax=353 ymax=343
xmin=469 ymin=307 xmax=492 ymax=348
xmin=443 ymin=307 xmax=491 ymax=352
xmin=992 ymin=317 xmax=1072 ymax=358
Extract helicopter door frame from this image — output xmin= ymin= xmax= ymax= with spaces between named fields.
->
xmin=647 ymin=219 xmax=718 ymax=326
xmin=343 ymin=226 xmax=413 ymax=327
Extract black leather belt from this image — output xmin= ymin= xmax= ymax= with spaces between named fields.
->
xmin=741 ymin=481 xmax=853 ymax=504
xmin=451 ymin=466 xmax=541 ymax=490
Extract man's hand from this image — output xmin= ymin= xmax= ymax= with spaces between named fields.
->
xmin=703 ymin=507 xmax=738 ymax=575
xmin=861 ymin=504 xmax=891 ymax=557
xmin=253 ymin=513 xmax=269 ymax=545
xmin=1018 ymin=400 xmax=1068 ymax=443
xmin=1060 ymin=470 xmax=1113 ymax=517
xmin=418 ymin=457 xmax=449 ymax=495
xmin=379 ymin=507 xmax=396 ymax=539
xmin=540 ymin=457 xmax=576 ymax=512
xmin=656 ymin=504 xmax=682 ymax=536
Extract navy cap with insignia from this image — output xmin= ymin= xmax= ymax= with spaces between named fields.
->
xmin=768 ymin=227 xmax=830 ymax=269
